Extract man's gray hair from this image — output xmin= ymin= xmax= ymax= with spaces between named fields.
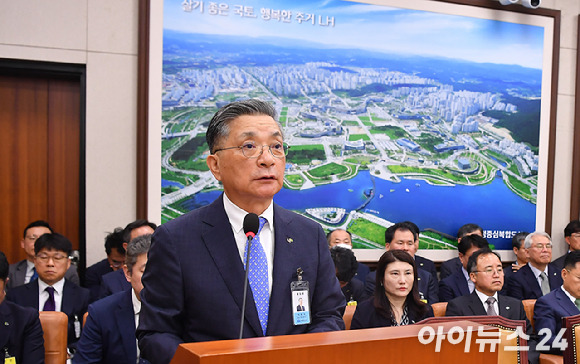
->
xmin=524 ymin=231 xmax=551 ymax=249
xmin=205 ymin=99 xmax=280 ymax=154
xmin=126 ymin=234 xmax=151 ymax=271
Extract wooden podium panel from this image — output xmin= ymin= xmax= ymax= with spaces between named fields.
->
xmin=171 ymin=321 xmax=504 ymax=364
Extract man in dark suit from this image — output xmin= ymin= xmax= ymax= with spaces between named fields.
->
xmin=364 ymin=221 xmax=438 ymax=304
xmin=327 ymin=229 xmax=370 ymax=283
xmin=85 ymin=227 xmax=125 ymax=303
xmin=137 ymin=100 xmax=345 ymax=364
xmin=7 ymin=233 xmax=90 ymax=354
xmin=74 ymin=235 xmax=152 ymax=364
xmin=534 ymin=250 xmax=580 ymax=355
xmin=446 ymin=248 xmax=537 ymax=362
xmin=97 ymin=220 xmax=156 ymax=300
xmin=552 ymin=220 xmax=580 ymax=271
xmin=440 ymin=223 xmax=483 ymax=279
xmin=8 ymin=220 xmax=79 ymax=290
xmin=506 ymin=231 xmax=562 ymax=300
xmin=439 ymin=234 xmax=489 ymax=302
xmin=330 ymin=246 xmax=365 ymax=303
xmin=0 ymin=250 xmax=44 ymax=364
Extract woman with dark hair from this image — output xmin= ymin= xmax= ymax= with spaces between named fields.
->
xmin=350 ymin=250 xmax=433 ymax=329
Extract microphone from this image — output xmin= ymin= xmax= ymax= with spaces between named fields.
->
xmin=239 ymin=213 xmax=260 ymax=339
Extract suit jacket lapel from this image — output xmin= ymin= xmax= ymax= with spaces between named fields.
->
xmin=467 ymin=292 xmax=487 ymax=316
xmin=268 ymin=205 xmax=298 ymax=335
xmin=26 ymin=280 xmax=40 ymax=310
xmin=457 ymin=272 xmax=470 ymax=296
xmin=117 ymin=290 xmax=137 ymax=362
xmin=548 ymin=265 xmax=562 ymax=290
xmin=200 ymin=195 xmax=262 ymax=336
xmin=555 ymin=287 xmax=580 ymax=316
xmin=522 ymin=266 xmax=542 ymax=298
xmin=15 ymin=260 xmax=27 ymax=286
xmin=61 ymin=280 xmax=74 ymax=316
xmin=497 ymin=296 xmax=515 ymax=319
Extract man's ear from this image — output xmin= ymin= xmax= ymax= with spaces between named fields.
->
xmin=123 ymin=265 xmax=131 ymax=283
xmin=206 ymin=154 xmax=222 ymax=181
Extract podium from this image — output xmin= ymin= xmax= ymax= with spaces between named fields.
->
xmin=170 ymin=320 xmax=520 ymax=364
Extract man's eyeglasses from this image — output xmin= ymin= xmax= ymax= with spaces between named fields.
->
xmin=110 ymin=260 xmax=125 ymax=268
xmin=25 ymin=235 xmax=41 ymax=241
xmin=213 ymin=142 xmax=289 ymax=159
xmin=35 ymin=254 xmax=69 ymax=263
xmin=473 ymin=267 xmax=504 ymax=275
xmin=531 ymin=243 xmax=552 ymax=250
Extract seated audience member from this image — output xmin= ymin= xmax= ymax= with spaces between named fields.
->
xmin=364 ymin=222 xmax=438 ymax=304
xmin=504 ymin=232 xmax=529 ymax=280
xmin=552 ymin=220 xmax=580 ymax=271
xmin=74 ymin=235 xmax=152 ymax=364
xmin=7 ymin=233 xmax=90 ymax=355
xmin=98 ymin=219 xmax=157 ymax=299
xmin=403 ymin=221 xmax=438 ymax=283
xmin=446 ymin=248 xmax=532 ymax=330
xmin=351 ymin=250 xmax=433 ymax=329
xmin=534 ymin=250 xmax=580 ymax=355
xmin=8 ymin=220 xmax=79 ymax=289
xmin=440 ymin=223 xmax=483 ymax=280
xmin=0 ymin=250 xmax=44 ymax=363
xmin=330 ymin=246 xmax=365 ymax=303
xmin=85 ymin=227 xmax=125 ymax=303
xmin=439 ymin=234 xmax=489 ymax=302
xmin=506 ymin=232 xmax=562 ymax=300
xmin=327 ymin=229 xmax=370 ymax=283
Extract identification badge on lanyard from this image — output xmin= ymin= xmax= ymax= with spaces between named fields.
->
xmin=4 ymin=347 xmax=16 ymax=364
xmin=291 ymin=267 xmax=311 ymax=325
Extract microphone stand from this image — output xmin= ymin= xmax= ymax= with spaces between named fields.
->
xmin=239 ymin=234 xmax=253 ymax=339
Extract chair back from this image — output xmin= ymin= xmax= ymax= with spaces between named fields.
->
xmin=431 ymin=302 xmax=448 ymax=317
xmin=343 ymin=304 xmax=356 ymax=330
xmin=522 ymin=299 xmax=536 ymax=330
xmin=39 ymin=311 xmax=68 ymax=364
xmin=563 ymin=313 xmax=580 ymax=364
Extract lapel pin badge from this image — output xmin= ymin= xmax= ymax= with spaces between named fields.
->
xmin=287 ymin=237 xmax=293 ymax=243
xmin=506 ymin=307 xmax=510 ymax=310
xmin=4 ymin=321 xmax=8 ymax=326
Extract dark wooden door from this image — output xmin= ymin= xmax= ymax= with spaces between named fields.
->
xmin=0 ymin=67 xmax=82 ymax=266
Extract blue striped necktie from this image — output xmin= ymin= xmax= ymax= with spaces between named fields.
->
xmin=244 ymin=217 xmax=269 ymax=335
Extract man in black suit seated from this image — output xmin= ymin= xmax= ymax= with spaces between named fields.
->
xmin=98 ymin=220 xmax=157 ymax=300
xmin=84 ymin=227 xmax=125 ymax=303
xmin=504 ymin=232 xmax=529 ymax=280
xmin=439 ymin=234 xmax=489 ymax=302
xmin=506 ymin=231 xmax=562 ymax=300
xmin=446 ymin=248 xmax=537 ymax=363
xmin=7 ymin=233 xmax=90 ymax=356
xmin=364 ymin=221 xmax=438 ymax=304
xmin=0 ymin=250 xmax=44 ymax=364
xmin=327 ymin=229 xmax=370 ymax=283
xmin=440 ymin=223 xmax=483 ymax=280
xmin=8 ymin=220 xmax=79 ymax=290
xmin=552 ymin=220 xmax=580 ymax=271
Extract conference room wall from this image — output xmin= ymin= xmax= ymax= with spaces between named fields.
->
xmin=0 ymin=0 xmax=577 ymax=266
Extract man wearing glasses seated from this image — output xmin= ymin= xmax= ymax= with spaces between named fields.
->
xmin=8 ymin=220 xmax=79 ymax=290
xmin=7 ymin=233 xmax=90 ymax=357
xmin=506 ymin=232 xmax=562 ymax=300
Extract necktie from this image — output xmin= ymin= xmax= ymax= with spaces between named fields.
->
xmin=43 ymin=286 xmax=56 ymax=311
xmin=244 ymin=217 xmax=269 ymax=335
xmin=539 ymin=272 xmax=550 ymax=295
xmin=30 ymin=267 xmax=38 ymax=282
xmin=486 ymin=296 xmax=497 ymax=316
xmin=575 ymin=298 xmax=580 ymax=312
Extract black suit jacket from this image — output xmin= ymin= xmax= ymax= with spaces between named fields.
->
xmin=551 ymin=254 xmax=567 ymax=272
xmin=438 ymin=268 xmax=470 ymax=302
xmin=440 ymin=257 xmax=461 ymax=279
xmin=85 ymin=258 xmax=113 ymax=303
xmin=506 ymin=263 xmax=562 ymax=300
xmin=137 ymin=195 xmax=345 ymax=364
xmin=415 ymin=255 xmax=438 ymax=283
xmin=446 ymin=291 xmax=532 ymax=334
xmin=98 ymin=269 xmax=131 ymax=300
xmin=0 ymin=299 xmax=44 ymax=363
xmin=6 ymin=278 xmax=90 ymax=348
